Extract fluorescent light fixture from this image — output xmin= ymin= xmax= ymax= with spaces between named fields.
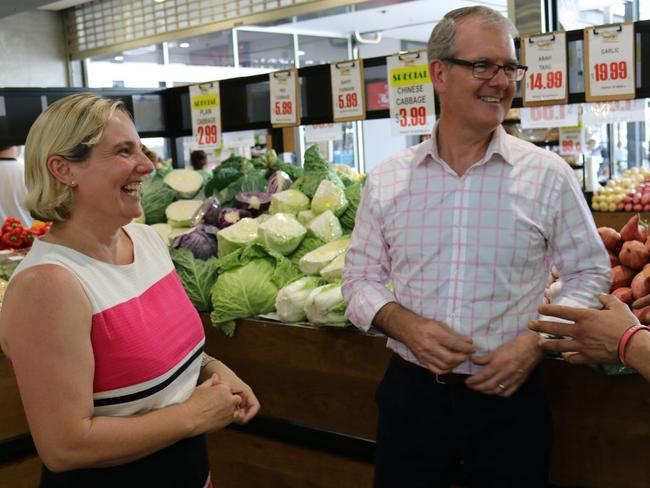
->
xmin=114 ymin=55 xmax=124 ymax=61
xmin=297 ymin=50 xmax=305 ymax=56
xmin=179 ymin=42 xmax=190 ymax=48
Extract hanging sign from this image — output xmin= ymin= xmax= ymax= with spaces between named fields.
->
xmin=582 ymin=99 xmax=647 ymax=125
xmin=584 ymin=22 xmax=635 ymax=101
xmin=269 ymin=68 xmax=300 ymax=127
xmin=189 ymin=82 xmax=221 ymax=150
xmin=559 ymin=128 xmax=585 ymax=156
xmin=330 ymin=60 xmax=365 ymax=122
xmin=304 ymin=123 xmax=343 ymax=143
xmin=520 ymin=103 xmax=579 ymax=129
xmin=386 ymin=50 xmax=435 ymax=136
xmin=521 ymin=31 xmax=568 ymax=106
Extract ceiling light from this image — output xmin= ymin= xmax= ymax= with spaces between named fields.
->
xmin=154 ymin=0 xmax=166 ymax=3
xmin=297 ymin=50 xmax=305 ymax=56
xmin=114 ymin=55 xmax=124 ymax=61
xmin=179 ymin=42 xmax=190 ymax=48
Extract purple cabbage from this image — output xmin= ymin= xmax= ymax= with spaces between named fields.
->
xmin=216 ymin=207 xmax=252 ymax=229
xmin=266 ymin=170 xmax=292 ymax=194
xmin=172 ymin=224 xmax=218 ymax=260
xmin=193 ymin=196 xmax=221 ymax=227
xmin=234 ymin=191 xmax=272 ymax=215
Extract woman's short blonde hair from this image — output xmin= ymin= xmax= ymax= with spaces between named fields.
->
xmin=24 ymin=93 xmax=128 ymax=222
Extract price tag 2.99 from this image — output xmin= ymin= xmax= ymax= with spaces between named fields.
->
xmin=189 ymin=82 xmax=222 ymax=150
xmin=584 ymin=22 xmax=635 ymax=101
xmin=386 ymin=50 xmax=435 ymax=136
xmin=330 ymin=60 xmax=365 ymax=122
xmin=521 ymin=32 xmax=568 ymax=106
xmin=270 ymin=69 xmax=300 ymax=127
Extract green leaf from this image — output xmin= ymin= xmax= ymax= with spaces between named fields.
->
xmin=170 ymin=248 xmax=218 ymax=313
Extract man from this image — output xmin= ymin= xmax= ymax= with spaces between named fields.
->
xmin=531 ymin=295 xmax=650 ymax=382
xmin=341 ymin=6 xmax=610 ymax=487
xmin=0 ymin=145 xmax=33 ymax=226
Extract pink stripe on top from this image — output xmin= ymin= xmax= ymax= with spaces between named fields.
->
xmin=92 ymin=270 xmax=204 ymax=392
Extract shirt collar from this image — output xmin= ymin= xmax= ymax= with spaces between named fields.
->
xmin=417 ymin=122 xmax=514 ymax=167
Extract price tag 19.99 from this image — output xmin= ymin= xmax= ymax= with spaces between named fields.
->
xmin=189 ymin=82 xmax=222 ymax=150
xmin=584 ymin=22 xmax=635 ymax=101
xmin=520 ymin=103 xmax=579 ymax=129
xmin=386 ymin=51 xmax=435 ymax=136
xmin=330 ymin=60 xmax=365 ymax=122
xmin=521 ymin=32 xmax=568 ymax=106
xmin=270 ymin=69 xmax=300 ymax=127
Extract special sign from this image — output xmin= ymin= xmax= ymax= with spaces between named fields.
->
xmin=521 ymin=31 xmax=568 ymax=106
xmin=189 ymin=82 xmax=221 ymax=150
xmin=386 ymin=50 xmax=435 ymax=136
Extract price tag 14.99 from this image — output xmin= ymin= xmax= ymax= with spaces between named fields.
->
xmin=584 ymin=22 xmax=635 ymax=101
xmin=386 ymin=51 xmax=436 ymax=136
xmin=189 ymin=82 xmax=222 ymax=150
xmin=330 ymin=60 xmax=365 ymax=122
xmin=270 ymin=69 xmax=300 ymax=127
xmin=521 ymin=32 xmax=568 ymax=106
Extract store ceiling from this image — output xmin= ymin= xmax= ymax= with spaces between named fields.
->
xmin=0 ymin=0 xmax=90 ymax=18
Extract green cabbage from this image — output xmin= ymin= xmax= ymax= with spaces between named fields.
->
xmin=291 ymin=145 xmax=344 ymax=199
xmin=216 ymin=217 xmax=259 ymax=257
xmin=257 ymin=213 xmax=307 ymax=255
xmin=307 ymin=210 xmax=343 ymax=242
xmin=269 ymin=189 xmax=310 ymax=215
xmin=275 ymin=276 xmax=327 ymax=322
xmin=210 ymin=244 xmax=302 ymax=336
xmin=310 ymin=180 xmax=348 ymax=216
xmin=304 ymin=283 xmax=348 ymax=326
xmin=171 ymin=248 xmax=219 ymax=313
xmin=141 ymin=174 xmax=178 ymax=224
xmin=288 ymin=235 xmax=326 ymax=264
xmin=339 ymin=180 xmax=363 ymax=231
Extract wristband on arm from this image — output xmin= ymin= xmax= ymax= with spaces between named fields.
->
xmin=618 ymin=325 xmax=650 ymax=366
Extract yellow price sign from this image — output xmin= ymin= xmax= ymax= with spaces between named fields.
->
xmin=192 ymin=94 xmax=219 ymax=109
xmin=389 ymin=66 xmax=431 ymax=87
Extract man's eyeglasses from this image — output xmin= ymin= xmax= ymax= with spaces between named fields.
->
xmin=443 ymin=58 xmax=528 ymax=82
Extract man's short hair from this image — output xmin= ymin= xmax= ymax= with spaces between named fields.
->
xmin=427 ymin=6 xmax=518 ymax=65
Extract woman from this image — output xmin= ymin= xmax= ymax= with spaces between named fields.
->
xmin=0 ymin=93 xmax=259 ymax=486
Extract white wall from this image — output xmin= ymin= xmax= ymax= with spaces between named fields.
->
xmin=0 ymin=10 xmax=67 ymax=87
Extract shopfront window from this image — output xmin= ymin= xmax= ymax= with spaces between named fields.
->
xmin=297 ymin=36 xmax=349 ymax=67
xmin=236 ymin=30 xmax=295 ymax=69
xmin=87 ymin=43 xmax=165 ymax=88
xmin=558 ymin=0 xmax=633 ymax=30
xmin=168 ymin=31 xmax=234 ymax=66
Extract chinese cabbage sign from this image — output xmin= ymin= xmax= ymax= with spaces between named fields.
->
xmin=387 ymin=50 xmax=435 ymax=136
xmin=189 ymin=82 xmax=221 ymax=150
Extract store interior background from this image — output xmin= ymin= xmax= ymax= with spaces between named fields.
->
xmin=0 ymin=0 xmax=649 ymax=180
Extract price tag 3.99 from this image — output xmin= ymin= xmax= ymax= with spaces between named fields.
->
xmin=387 ymin=50 xmax=436 ymax=136
xmin=521 ymin=32 xmax=568 ymax=106
xmin=270 ymin=69 xmax=300 ymax=127
xmin=189 ymin=82 xmax=222 ymax=150
xmin=584 ymin=22 xmax=635 ymax=101
xmin=330 ymin=60 xmax=365 ymax=122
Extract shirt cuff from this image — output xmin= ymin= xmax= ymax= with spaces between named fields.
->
xmin=346 ymin=282 xmax=396 ymax=332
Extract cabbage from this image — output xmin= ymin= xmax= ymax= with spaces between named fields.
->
xmin=216 ymin=217 xmax=259 ymax=257
xmin=290 ymin=145 xmax=344 ymax=199
xmin=167 ymin=227 xmax=195 ymax=246
xmin=332 ymin=164 xmax=363 ymax=183
xmin=275 ymin=276 xmax=327 ymax=322
xmin=320 ymin=253 xmax=345 ymax=282
xmin=339 ymin=181 xmax=363 ymax=231
xmin=257 ymin=213 xmax=307 ymax=255
xmin=141 ymin=174 xmax=178 ymax=224
xmin=310 ymin=180 xmax=348 ymax=217
xmin=171 ymin=224 xmax=218 ymax=260
xmin=210 ymin=243 xmax=302 ymax=336
xmin=307 ymin=210 xmax=342 ymax=242
xmin=165 ymin=200 xmax=203 ymax=228
xmin=163 ymin=169 xmax=204 ymax=198
xmin=288 ymin=235 xmax=326 ymax=264
xmin=204 ymin=166 xmax=241 ymax=198
xmin=150 ymin=223 xmax=173 ymax=244
xmin=170 ymin=248 xmax=218 ymax=313
xmin=269 ymin=189 xmax=310 ymax=215
xmin=266 ymin=171 xmax=293 ymax=194
xmin=304 ymin=283 xmax=348 ymax=326
xmin=235 ymin=192 xmax=272 ymax=214
xmin=299 ymin=236 xmax=351 ymax=275
xmin=216 ymin=207 xmax=253 ymax=229
xmin=217 ymin=171 xmax=268 ymax=208
xmin=297 ymin=210 xmax=316 ymax=226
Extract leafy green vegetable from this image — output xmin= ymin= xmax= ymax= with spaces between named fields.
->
xmin=141 ymin=174 xmax=179 ymax=224
xmin=204 ymin=166 xmax=241 ymax=197
xmin=304 ymin=283 xmax=348 ymax=326
xmin=291 ymin=145 xmax=344 ymax=199
xmin=339 ymin=180 xmax=363 ymax=231
xmin=288 ymin=235 xmax=326 ymax=264
xmin=276 ymin=161 xmax=304 ymax=181
xmin=171 ymin=248 xmax=219 ymax=313
xmin=217 ymin=171 xmax=268 ymax=207
xmin=210 ymin=243 xmax=302 ymax=336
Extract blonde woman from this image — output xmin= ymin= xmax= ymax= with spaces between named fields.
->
xmin=0 ymin=93 xmax=259 ymax=487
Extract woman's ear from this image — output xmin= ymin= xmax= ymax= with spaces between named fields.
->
xmin=46 ymin=155 xmax=76 ymax=187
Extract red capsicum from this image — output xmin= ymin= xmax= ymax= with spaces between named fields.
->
xmin=2 ymin=217 xmax=23 ymax=234
xmin=1 ymin=229 xmax=24 ymax=248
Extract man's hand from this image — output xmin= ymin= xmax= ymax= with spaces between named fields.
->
xmin=530 ymin=294 xmax=638 ymax=365
xmin=465 ymin=332 xmax=542 ymax=397
xmin=404 ymin=317 xmax=477 ymax=374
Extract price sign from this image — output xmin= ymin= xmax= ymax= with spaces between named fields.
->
xmin=559 ymin=128 xmax=585 ymax=156
xmin=330 ymin=60 xmax=365 ymax=122
xmin=386 ymin=50 xmax=435 ymax=136
xmin=582 ymin=99 xmax=647 ymax=125
xmin=270 ymin=68 xmax=300 ymax=127
xmin=189 ymin=82 xmax=221 ymax=150
xmin=584 ymin=22 xmax=635 ymax=101
xmin=520 ymin=103 xmax=579 ymax=129
xmin=521 ymin=32 xmax=568 ymax=106
xmin=304 ymin=123 xmax=343 ymax=143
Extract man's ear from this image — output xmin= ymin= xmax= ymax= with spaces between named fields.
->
xmin=429 ymin=59 xmax=448 ymax=94
xmin=46 ymin=155 xmax=75 ymax=186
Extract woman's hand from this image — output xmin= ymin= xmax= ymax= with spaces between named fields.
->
xmin=201 ymin=361 xmax=261 ymax=424
xmin=183 ymin=374 xmax=242 ymax=434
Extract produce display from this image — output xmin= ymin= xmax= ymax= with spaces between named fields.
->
xmin=599 ymin=214 xmax=650 ymax=323
xmin=147 ymin=146 xmax=365 ymax=335
xmin=591 ymin=167 xmax=650 ymax=212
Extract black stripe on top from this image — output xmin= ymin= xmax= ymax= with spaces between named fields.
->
xmin=93 ymin=345 xmax=204 ymax=407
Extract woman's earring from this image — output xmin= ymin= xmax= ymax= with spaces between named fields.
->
xmin=70 ymin=181 xmax=77 ymax=187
